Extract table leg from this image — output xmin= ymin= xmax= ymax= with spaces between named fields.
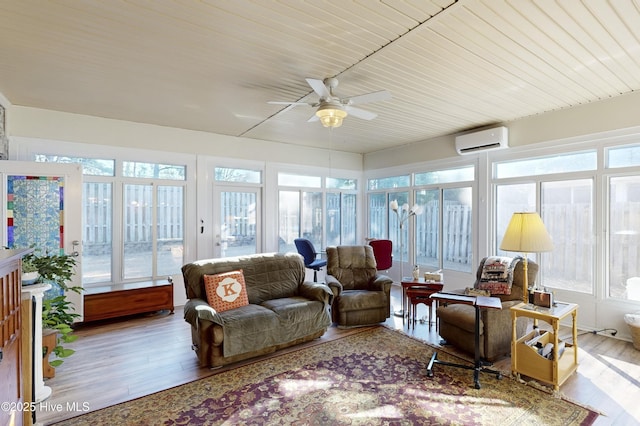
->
xmin=394 ymin=285 xmax=406 ymax=322
xmin=426 ymin=305 xmax=502 ymax=389
xmin=403 ymin=285 xmax=406 ymax=324
xmin=572 ymin=310 xmax=578 ymax=366
xmin=552 ymin=318 xmax=560 ymax=391
xmin=511 ymin=309 xmax=517 ymax=379
xmin=473 ymin=305 xmax=482 ymax=388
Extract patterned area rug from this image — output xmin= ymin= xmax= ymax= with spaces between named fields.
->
xmin=54 ymin=327 xmax=597 ymax=425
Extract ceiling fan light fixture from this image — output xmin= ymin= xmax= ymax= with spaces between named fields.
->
xmin=316 ymin=104 xmax=348 ymax=128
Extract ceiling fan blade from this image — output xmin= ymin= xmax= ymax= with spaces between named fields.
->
xmin=307 ymin=114 xmax=319 ymax=123
xmin=345 ymin=90 xmax=392 ymax=105
xmin=267 ymin=101 xmax=309 ymax=105
xmin=306 ymin=78 xmax=331 ymax=98
xmin=345 ymin=106 xmax=377 ymax=120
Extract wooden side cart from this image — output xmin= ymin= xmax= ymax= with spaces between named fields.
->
xmin=84 ymin=279 xmax=174 ymax=322
xmin=510 ymin=301 xmax=579 ymax=391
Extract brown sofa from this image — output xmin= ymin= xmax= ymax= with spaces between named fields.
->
xmin=436 ymin=257 xmax=538 ymax=361
xmin=182 ymin=252 xmax=332 ymax=368
xmin=325 ymin=245 xmax=393 ymax=328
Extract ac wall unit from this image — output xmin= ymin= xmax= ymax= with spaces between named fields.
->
xmin=455 ymin=126 xmax=509 ymax=155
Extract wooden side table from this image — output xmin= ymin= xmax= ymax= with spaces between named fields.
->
xmin=510 ymin=302 xmax=578 ymax=391
xmin=400 ymin=278 xmax=443 ymax=325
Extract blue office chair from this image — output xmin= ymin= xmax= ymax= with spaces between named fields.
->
xmin=294 ymin=238 xmax=327 ymax=282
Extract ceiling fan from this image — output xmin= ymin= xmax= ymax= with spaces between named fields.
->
xmin=268 ymin=77 xmax=391 ymax=128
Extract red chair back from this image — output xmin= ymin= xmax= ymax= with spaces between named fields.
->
xmin=369 ymin=239 xmax=393 ymax=271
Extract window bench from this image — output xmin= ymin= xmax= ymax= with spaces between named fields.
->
xmin=83 ymin=279 xmax=174 ymax=322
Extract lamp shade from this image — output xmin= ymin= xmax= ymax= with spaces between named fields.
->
xmin=316 ymin=103 xmax=347 ymax=128
xmin=500 ymin=212 xmax=554 ymax=253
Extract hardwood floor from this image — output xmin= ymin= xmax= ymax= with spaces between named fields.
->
xmin=38 ymin=285 xmax=640 ymax=425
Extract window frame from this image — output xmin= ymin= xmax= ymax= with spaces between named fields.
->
xmin=276 ymin=168 xmax=360 ymax=252
xmin=25 ymin=139 xmax=196 ymax=290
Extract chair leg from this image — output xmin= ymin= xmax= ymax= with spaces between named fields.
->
xmin=313 ymin=269 xmax=318 ymax=282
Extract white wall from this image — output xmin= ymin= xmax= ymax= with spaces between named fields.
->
xmin=364 ymin=90 xmax=640 ymax=170
xmin=9 ymin=106 xmax=363 ymax=171
xmin=8 ymin=91 xmax=640 ymax=174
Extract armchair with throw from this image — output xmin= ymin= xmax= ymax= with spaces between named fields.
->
xmin=436 ymin=256 xmax=538 ymax=362
xmin=325 ymin=245 xmax=393 ymax=328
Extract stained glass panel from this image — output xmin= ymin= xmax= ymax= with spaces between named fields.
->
xmin=7 ymin=175 xmax=64 ymax=254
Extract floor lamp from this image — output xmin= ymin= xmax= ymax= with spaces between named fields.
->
xmin=390 ymin=200 xmax=423 ymax=316
xmin=499 ymin=212 xmax=554 ymax=304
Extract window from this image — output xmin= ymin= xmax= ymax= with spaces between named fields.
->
xmin=607 ymin=144 xmax=640 ymax=169
xmin=415 ymin=189 xmax=439 ymax=268
xmin=279 ymin=190 xmax=300 ymax=252
xmin=608 ymin=176 xmax=640 ymax=300
xmin=326 ymin=192 xmax=356 ymax=246
xmin=123 ymin=161 xmax=185 ymax=180
xmin=606 ymin=144 xmax=640 ymax=300
xmin=415 ymin=166 xmax=474 ymax=185
xmin=38 ymin=155 xmax=186 ymax=287
xmin=368 ymin=175 xmax=410 ymax=190
xmin=83 ymin=182 xmax=113 ymax=284
xmin=415 ymin=187 xmax=472 ymax=272
xmin=278 ymin=172 xmax=357 ymax=252
xmin=327 ymin=177 xmax=357 ymax=190
xmin=215 ymin=167 xmax=261 ymax=183
xmin=212 ymin=166 xmax=262 ymax=257
xmin=495 ymin=151 xmax=596 ymax=179
xmin=278 ymin=173 xmax=321 ymax=188
xmin=368 ymin=167 xmax=474 ymax=274
xmin=495 ymin=183 xmax=536 ymax=252
xmin=35 ymin=154 xmax=115 ymax=176
xmin=278 ymin=189 xmax=323 ymax=251
xmin=414 ymin=167 xmax=474 ymax=273
xmin=494 ymin=153 xmax=594 ymax=294
xmin=368 ymin=193 xmax=387 ymax=240
xmin=388 ymin=191 xmax=409 ymax=263
xmin=122 ymin=184 xmax=184 ymax=280
xmin=541 ymin=179 xmax=594 ymax=293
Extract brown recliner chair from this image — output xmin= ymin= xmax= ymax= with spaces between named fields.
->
xmin=437 ymin=257 xmax=538 ymax=362
xmin=325 ymin=245 xmax=393 ymax=328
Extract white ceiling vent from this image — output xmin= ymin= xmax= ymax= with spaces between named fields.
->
xmin=455 ymin=126 xmax=509 ymax=155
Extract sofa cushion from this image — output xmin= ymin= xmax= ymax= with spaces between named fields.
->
xmin=216 ymin=304 xmax=281 ymax=357
xmin=262 ymin=297 xmax=324 ymax=323
xmin=204 ymin=270 xmax=249 ymax=312
xmin=336 ymin=290 xmax=387 ymax=312
xmin=437 ymin=304 xmax=483 ymax=335
xmin=475 ymin=256 xmax=520 ymax=295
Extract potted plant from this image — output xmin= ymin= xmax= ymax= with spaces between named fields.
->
xmin=21 ymin=255 xmax=40 ymax=284
xmin=23 ymin=251 xmax=81 ymax=367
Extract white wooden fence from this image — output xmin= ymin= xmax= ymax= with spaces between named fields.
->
xmin=83 ymin=183 xmax=184 ymax=254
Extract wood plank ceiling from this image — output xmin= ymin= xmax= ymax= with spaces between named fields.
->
xmin=0 ymin=0 xmax=639 ymax=154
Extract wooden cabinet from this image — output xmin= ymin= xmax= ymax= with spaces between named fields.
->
xmin=0 ymin=249 xmax=32 ymax=426
xmin=84 ymin=280 xmax=174 ymax=322
xmin=511 ymin=302 xmax=579 ymax=391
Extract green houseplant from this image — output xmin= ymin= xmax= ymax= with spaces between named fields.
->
xmin=21 ymin=255 xmax=40 ymax=284
xmin=23 ymin=251 xmax=81 ymax=367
